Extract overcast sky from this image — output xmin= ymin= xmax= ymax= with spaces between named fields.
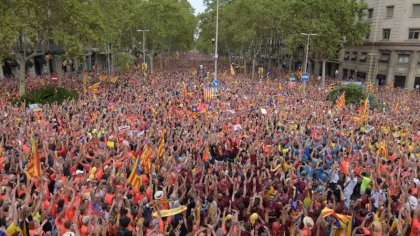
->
xmin=188 ymin=0 xmax=205 ymax=15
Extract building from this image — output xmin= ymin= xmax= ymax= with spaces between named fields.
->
xmin=340 ymin=0 xmax=420 ymax=89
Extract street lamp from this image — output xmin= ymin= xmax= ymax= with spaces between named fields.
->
xmin=300 ymin=32 xmax=317 ymax=94
xmin=300 ymin=33 xmax=318 ymax=74
xmin=137 ymin=30 xmax=149 ymax=65
xmin=214 ymin=0 xmax=219 ymax=81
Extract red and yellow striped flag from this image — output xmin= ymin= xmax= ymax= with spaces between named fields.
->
xmin=127 ymin=154 xmax=142 ymax=189
xmin=108 ymin=76 xmax=118 ymax=84
xmin=157 ymin=130 xmax=165 ymax=158
xmin=26 ymin=131 xmax=42 ymax=179
xmin=336 ymin=91 xmax=345 ymax=111
xmin=88 ymin=82 xmax=100 ymax=93
xmin=140 ymin=145 xmax=155 ymax=174
xmin=230 ymin=64 xmax=235 ymax=76
xmin=361 ymin=97 xmax=369 ymax=115
xmin=204 ymin=86 xmax=215 ymax=100
xmin=378 ymin=140 xmax=387 ymax=158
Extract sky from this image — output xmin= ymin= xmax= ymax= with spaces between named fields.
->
xmin=188 ymin=0 xmax=205 ymax=15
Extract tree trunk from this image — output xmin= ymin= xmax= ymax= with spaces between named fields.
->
xmin=252 ymin=56 xmax=256 ymax=79
xmin=288 ymin=56 xmax=293 ymax=72
xmin=159 ymin=54 xmax=163 ymax=70
xmin=18 ymin=58 xmax=26 ymax=96
xmin=74 ymin=58 xmax=80 ymax=74
xmin=149 ymin=52 xmax=154 ymax=74
xmin=0 ymin=64 xmax=4 ymax=79
xmin=321 ymin=59 xmax=326 ymax=89
xmin=243 ymin=57 xmax=247 ymax=76
xmin=54 ymin=58 xmax=63 ymax=87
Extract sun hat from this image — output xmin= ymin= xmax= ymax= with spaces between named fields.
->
xmin=154 ymin=191 xmax=163 ymax=200
xmin=303 ymin=216 xmax=314 ymax=229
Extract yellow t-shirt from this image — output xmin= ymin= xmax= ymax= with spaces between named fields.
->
xmin=7 ymin=223 xmax=22 ymax=235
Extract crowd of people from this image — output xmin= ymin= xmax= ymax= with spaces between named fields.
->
xmin=0 ymin=55 xmax=419 ymax=236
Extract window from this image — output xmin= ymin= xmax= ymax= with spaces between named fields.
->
xmin=397 ymin=54 xmax=410 ymax=64
xmin=379 ymin=52 xmax=390 ymax=63
xmin=351 ymin=52 xmax=357 ymax=61
xmin=344 ymin=52 xmax=350 ymax=60
xmin=368 ymin=8 xmax=374 ymax=19
xmin=383 ymin=29 xmax=391 ymax=40
xmin=408 ymin=29 xmax=420 ymax=39
xmin=413 ymin=4 xmax=420 ymax=17
xmin=386 ymin=6 xmax=394 ymax=18
xmin=359 ymin=52 xmax=368 ymax=62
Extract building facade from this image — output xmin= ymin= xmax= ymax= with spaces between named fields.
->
xmin=340 ymin=0 xmax=420 ymax=89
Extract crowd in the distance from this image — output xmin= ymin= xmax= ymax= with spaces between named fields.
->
xmin=0 ymin=56 xmax=419 ymax=236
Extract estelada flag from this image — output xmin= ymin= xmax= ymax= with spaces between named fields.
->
xmin=26 ymin=131 xmax=42 ymax=179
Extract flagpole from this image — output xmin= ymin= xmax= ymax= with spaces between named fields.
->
xmin=214 ymin=0 xmax=219 ymax=82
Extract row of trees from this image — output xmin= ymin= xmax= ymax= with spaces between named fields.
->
xmin=196 ymin=0 xmax=370 ymax=87
xmin=0 ymin=0 xmax=197 ymax=95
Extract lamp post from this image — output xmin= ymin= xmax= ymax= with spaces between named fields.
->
xmin=214 ymin=0 xmax=219 ymax=81
xmin=137 ymin=29 xmax=149 ymax=65
xmin=300 ymin=33 xmax=318 ymax=74
xmin=300 ymin=33 xmax=317 ymax=95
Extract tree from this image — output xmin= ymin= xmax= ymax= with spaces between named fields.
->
xmin=0 ymin=0 xmax=107 ymax=96
xmin=196 ymin=0 xmax=369 ymax=83
xmin=129 ymin=0 xmax=197 ymax=73
xmin=197 ymin=0 xmax=288 ymax=78
xmin=281 ymin=0 xmax=370 ymax=88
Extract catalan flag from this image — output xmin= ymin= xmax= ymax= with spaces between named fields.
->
xmin=394 ymin=99 xmax=400 ymax=112
xmin=88 ymin=82 xmax=100 ymax=93
xmin=321 ymin=208 xmax=352 ymax=227
xmin=108 ymin=76 xmax=118 ymax=84
xmin=203 ymin=86 xmax=215 ymax=100
xmin=127 ymin=153 xmax=143 ymax=189
xmin=378 ymin=140 xmax=387 ymax=158
xmin=157 ymin=130 xmax=165 ymax=159
xmin=345 ymin=212 xmax=355 ymax=236
xmin=26 ymin=130 xmax=42 ymax=179
xmin=140 ymin=143 xmax=155 ymax=175
xmin=352 ymin=114 xmax=368 ymax=125
xmin=336 ymin=91 xmax=345 ymax=111
xmin=361 ymin=96 xmax=369 ymax=115
xmin=230 ymin=64 xmax=235 ymax=76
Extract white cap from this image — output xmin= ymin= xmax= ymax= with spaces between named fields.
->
xmin=408 ymin=196 xmax=418 ymax=210
xmin=63 ymin=232 xmax=76 ymax=236
xmin=154 ymin=191 xmax=163 ymax=200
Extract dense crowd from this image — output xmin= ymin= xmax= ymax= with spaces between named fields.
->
xmin=0 ymin=56 xmax=419 ymax=236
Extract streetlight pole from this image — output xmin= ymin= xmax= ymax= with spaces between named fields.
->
xmin=300 ymin=33 xmax=317 ymax=95
xmin=137 ymin=29 xmax=149 ymax=65
xmin=301 ymin=33 xmax=318 ymax=74
xmin=214 ymin=0 xmax=219 ymax=81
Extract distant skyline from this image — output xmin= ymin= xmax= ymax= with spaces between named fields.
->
xmin=188 ymin=0 xmax=205 ymax=15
